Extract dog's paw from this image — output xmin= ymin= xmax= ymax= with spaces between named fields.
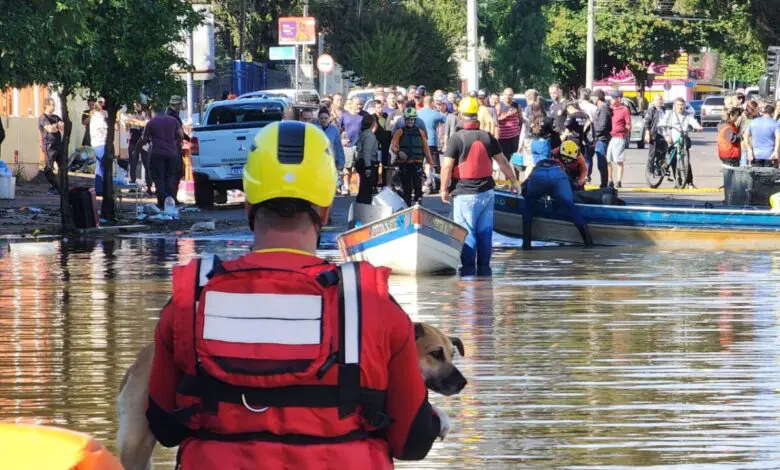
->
xmin=432 ymin=404 xmax=451 ymax=440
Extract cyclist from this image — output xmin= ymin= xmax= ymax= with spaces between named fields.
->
xmin=658 ymin=98 xmax=702 ymax=187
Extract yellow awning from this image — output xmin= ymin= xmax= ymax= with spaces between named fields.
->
xmin=694 ymin=84 xmax=724 ymax=93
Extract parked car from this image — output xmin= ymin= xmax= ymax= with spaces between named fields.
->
xmin=700 ymin=95 xmax=725 ymax=126
xmin=191 ymin=99 xmax=284 ymax=208
xmin=689 ymin=100 xmax=703 ymax=123
xmin=260 ymin=88 xmax=320 ymax=105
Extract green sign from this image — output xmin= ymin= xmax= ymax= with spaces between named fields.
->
xmin=269 ymin=46 xmax=296 ymax=61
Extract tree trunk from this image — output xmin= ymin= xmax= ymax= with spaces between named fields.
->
xmin=100 ymin=100 xmax=118 ymax=221
xmin=58 ymin=89 xmax=75 ymax=233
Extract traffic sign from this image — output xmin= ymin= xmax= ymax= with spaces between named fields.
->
xmin=317 ymin=54 xmax=334 ymax=74
xmin=269 ymin=46 xmax=296 ymax=61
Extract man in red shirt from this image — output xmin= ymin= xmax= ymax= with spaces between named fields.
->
xmin=605 ymin=90 xmax=631 ymax=188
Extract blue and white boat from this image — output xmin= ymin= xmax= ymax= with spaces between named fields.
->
xmin=337 ymin=205 xmax=468 ymax=275
xmin=494 ymin=190 xmax=780 ymax=249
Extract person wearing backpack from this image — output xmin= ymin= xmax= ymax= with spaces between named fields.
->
xmin=146 ymin=121 xmax=449 ymax=470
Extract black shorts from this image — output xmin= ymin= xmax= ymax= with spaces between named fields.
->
xmin=498 ymin=136 xmax=519 ymax=157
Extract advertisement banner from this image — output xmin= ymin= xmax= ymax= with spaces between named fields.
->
xmin=278 ymin=17 xmax=316 ymax=45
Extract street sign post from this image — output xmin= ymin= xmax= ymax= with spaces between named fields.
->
xmin=317 ymin=54 xmax=334 ymax=74
xmin=317 ymin=54 xmax=334 ymax=96
xmin=269 ymin=46 xmax=296 ymax=61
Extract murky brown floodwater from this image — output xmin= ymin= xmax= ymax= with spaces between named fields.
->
xmin=1 ymin=235 xmax=780 ymax=469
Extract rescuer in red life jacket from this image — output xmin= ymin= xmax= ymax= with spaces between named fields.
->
xmin=439 ymin=96 xmax=520 ymax=276
xmin=145 ymin=121 xmax=449 ymax=469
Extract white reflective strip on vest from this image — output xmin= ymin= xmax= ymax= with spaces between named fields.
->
xmin=199 ymin=255 xmax=216 ymax=287
xmin=203 ymin=291 xmax=322 ymax=344
xmin=341 ymin=263 xmax=360 ymax=365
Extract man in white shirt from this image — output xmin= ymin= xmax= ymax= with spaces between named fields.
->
xmin=658 ymin=97 xmax=702 ymax=187
xmin=578 ymin=88 xmax=598 ymax=183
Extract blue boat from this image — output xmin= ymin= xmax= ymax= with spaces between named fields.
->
xmin=494 ymin=190 xmax=780 ymax=249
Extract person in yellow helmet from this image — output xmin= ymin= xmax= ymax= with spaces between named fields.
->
xmin=440 ymin=95 xmax=520 ymax=276
xmin=146 ymin=121 xmax=450 ymax=470
xmin=521 ymin=138 xmax=593 ymax=250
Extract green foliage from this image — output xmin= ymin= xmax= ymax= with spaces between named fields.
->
xmin=595 ymin=1 xmax=705 ymax=90
xmin=544 ymin=4 xmax=586 ymax=92
xmin=481 ymin=0 xmax=552 ymax=91
xmin=721 ymin=51 xmax=766 ymax=85
xmin=311 ymin=0 xmax=460 ymax=89
xmin=212 ymin=0 xmax=302 ymax=63
xmin=344 ymin=26 xmax=420 ymax=86
xmin=71 ymin=0 xmax=201 ymax=219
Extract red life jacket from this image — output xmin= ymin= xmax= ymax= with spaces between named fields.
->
xmin=718 ymin=123 xmax=741 ymax=160
xmin=169 ymin=254 xmax=395 ymax=469
xmin=451 ymin=129 xmax=494 ymax=180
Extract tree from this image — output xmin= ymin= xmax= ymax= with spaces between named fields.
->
xmin=78 ymin=0 xmax=201 ymax=221
xmin=0 ymin=0 xmax=90 ymax=232
xmin=212 ymin=0 xmax=302 ymax=63
xmin=312 ymin=0 xmax=460 ymax=89
xmin=595 ymin=1 xmax=705 ymax=99
xmin=481 ymin=0 xmax=553 ymax=92
xmin=544 ymin=4 xmax=586 ymax=93
xmin=344 ymin=26 xmax=421 ymax=86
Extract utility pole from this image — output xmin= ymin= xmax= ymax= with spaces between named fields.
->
xmin=466 ymin=0 xmax=479 ymax=92
xmin=238 ymin=0 xmax=246 ymax=61
xmin=586 ymin=0 xmax=595 ymax=89
xmin=302 ymin=0 xmax=310 ymax=91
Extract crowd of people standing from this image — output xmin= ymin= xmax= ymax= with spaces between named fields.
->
xmin=717 ymin=92 xmax=780 ymax=168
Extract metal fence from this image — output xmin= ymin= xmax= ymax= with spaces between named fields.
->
xmin=199 ymin=61 xmax=292 ymax=102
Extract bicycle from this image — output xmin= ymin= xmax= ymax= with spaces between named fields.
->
xmin=645 ymin=130 xmax=690 ymax=189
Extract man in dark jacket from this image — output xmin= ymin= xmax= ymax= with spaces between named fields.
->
xmin=644 ymin=95 xmax=666 ymax=172
xmin=592 ymin=89 xmax=612 ymax=188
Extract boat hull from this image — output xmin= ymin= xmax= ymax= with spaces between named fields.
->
xmin=337 ymin=206 xmax=468 ymax=275
xmin=494 ymin=191 xmax=780 ymax=249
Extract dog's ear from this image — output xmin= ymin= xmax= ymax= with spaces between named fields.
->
xmin=450 ymin=337 xmax=465 ymax=357
xmin=414 ymin=323 xmax=425 ymax=341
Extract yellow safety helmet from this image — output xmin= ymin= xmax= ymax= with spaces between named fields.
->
xmin=243 ymin=121 xmax=336 ymax=225
xmin=770 ymin=192 xmax=780 ymax=212
xmin=459 ymin=96 xmax=479 ymax=115
xmin=560 ymin=140 xmax=580 ymax=160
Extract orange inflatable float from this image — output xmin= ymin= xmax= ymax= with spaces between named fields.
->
xmin=0 ymin=423 xmax=123 ymax=470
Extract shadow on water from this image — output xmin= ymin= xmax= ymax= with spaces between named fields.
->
xmin=1 ymin=236 xmax=779 ymax=469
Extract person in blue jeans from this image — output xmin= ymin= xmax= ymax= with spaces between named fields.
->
xmin=440 ymin=97 xmax=520 ymax=276
xmin=521 ymin=143 xmax=593 ymax=250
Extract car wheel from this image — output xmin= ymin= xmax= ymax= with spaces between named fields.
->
xmin=194 ymin=174 xmax=215 ymax=209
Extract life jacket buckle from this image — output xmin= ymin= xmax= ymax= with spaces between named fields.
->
xmin=241 ymin=394 xmax=269 ymax=413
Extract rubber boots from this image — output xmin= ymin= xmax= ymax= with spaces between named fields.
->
xmin=577 ymin=223 xmax=594 ymax=247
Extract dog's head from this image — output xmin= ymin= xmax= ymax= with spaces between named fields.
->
xmin=414 ymin=322 xmax=467 ymax=396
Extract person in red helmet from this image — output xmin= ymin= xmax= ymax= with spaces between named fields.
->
xmin=145 ymin=121 xmax=451 ymax=470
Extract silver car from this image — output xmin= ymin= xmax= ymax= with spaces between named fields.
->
xmin=622 ymin=98 xmax=646 ymax=149
xmin=700 ymin=95 xmax=725 ymax=127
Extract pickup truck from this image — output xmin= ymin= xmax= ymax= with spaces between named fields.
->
xmin=191 ymin=98 xmax=284 ymax=208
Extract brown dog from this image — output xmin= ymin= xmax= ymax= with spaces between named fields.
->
xmin=117 ymin=322 xmax=466 ymax=470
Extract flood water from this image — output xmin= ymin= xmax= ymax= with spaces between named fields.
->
xmin=1 ymin=235 xmax=780 ymax=469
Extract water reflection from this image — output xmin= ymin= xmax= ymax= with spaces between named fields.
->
xmin=1 ymin=240 xmax=779 ymax=469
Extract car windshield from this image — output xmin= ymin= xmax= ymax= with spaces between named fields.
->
xmin=705 ymin=97 xmax=725 ymax=106
xmin=206 ymin=103 xmax=284 ymax=125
